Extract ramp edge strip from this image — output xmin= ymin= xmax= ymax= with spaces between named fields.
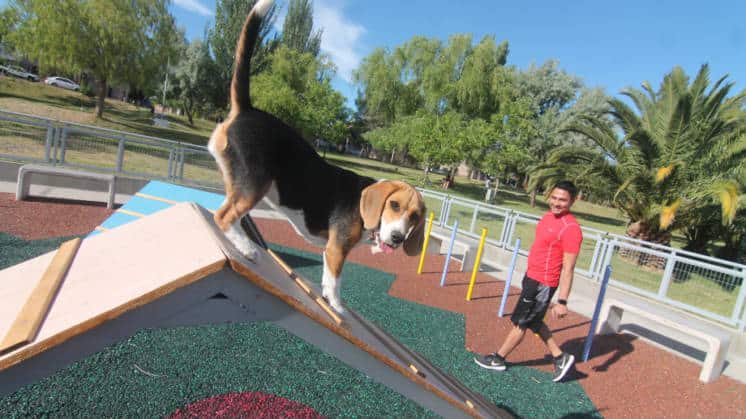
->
xmin=0 ymin=238 xmax=82 ymax=354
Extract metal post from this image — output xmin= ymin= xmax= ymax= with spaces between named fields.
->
xmin=498 ymin=238 xmax=521 ymax=317
xmin=583 ymin=265 xmax=613 ymax=362
xmin=178 ymin=147 xmax=185 ymax=180
xmin=442 ymin=197 xmax=453 ymax=228
xmin=44 ymin=124 xmax=54 ymax=163
xmin=465 ymin=228 xmax=488 ymax=300
xmin=116 ymin=138 xmax=125 ymax=173
xmin=731 ymin=270 xmax=746 ymax=332
xmin=469 ymin=204 xmax=479 ymax=233
xmin=417 ymin=212 xmax=436 ymax=274
xmin=658 ymin=250 xmax=677 ymax=298
xmin=439 ymin=219 xmax=459 ymax=287
xmin=58 ymin=126 xmax=67 ymax=165
xmin=167 ymin=148 xmax=175 ymax=179
xmin=587 ymin=234 xmax=604 ymax=279
xmin=498 ymin=210 xmax=512 ymax=248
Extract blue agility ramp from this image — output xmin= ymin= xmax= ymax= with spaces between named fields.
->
xmin=90 ymin=181 xmax=224 ymax=236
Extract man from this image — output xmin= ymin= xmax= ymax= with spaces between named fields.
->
xmin=474 ymin=180 xmax=583 ymax=382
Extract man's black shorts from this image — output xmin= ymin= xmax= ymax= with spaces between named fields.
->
xmin=510 ymin=274 xmax=558 ymax=333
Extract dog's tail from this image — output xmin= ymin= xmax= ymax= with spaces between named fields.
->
xmin=230 ymin=0 xmax=274 ymax=112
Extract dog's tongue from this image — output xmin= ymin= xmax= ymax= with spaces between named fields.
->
xmin=381 ymin=242 xmax=395 ymax=254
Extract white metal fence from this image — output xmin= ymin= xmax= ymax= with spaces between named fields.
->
xmin=2 ymin=109 xmax=745 ymax=331
xmin=0 ymin=109 xmax=221 ymax=188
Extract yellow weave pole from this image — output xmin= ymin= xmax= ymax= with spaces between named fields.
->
xmin=465 ymin=228 xmax=488 ymax=301
xmin=417 ymin=212 xmax=436 ymax=274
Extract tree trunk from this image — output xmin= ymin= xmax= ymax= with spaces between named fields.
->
xmin=95 ymin=78 xmax=108 ymax=119
xmin=716 ymin=231 xmax=744 ymax=262
xmin=621 ymin=221 xmax=671 ymax=271
xmin=529 ymin=189 xmax=537 ymax=208
xmin=683 ymin=226 xmax=714 ymax=255
xmin=184 ymin=98 xmax=194 ymax=126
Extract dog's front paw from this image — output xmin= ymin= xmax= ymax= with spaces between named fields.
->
xmin=225 ymin=226 xmax=259 ymax=261
xmin=326 ymin=297 xmax=346 ymax=314
xmin=322 ymin=288 xmax=345 ymax=314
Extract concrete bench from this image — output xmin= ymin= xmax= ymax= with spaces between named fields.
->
xmin=16 ymin=164 xmax=117 ymax=209
xmin=597 ymin=297 xmax=731 ymax=383
xmin=428 ymin=230 xmax=479 ymax=272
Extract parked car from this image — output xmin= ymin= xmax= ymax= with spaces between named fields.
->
xmin=44 ymin=76 xmax=80 ymax=91
xmin=0 ymin=64 xmax=39 ymax=81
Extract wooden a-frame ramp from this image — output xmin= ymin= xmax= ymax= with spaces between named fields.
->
xmin=0 ymin=202 xmax=511 ymax=418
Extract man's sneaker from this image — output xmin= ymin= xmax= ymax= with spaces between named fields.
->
xmin=474 ymin=353 xmax=506 ymax=371
xmin=552 ymin=352 xmax=575 ymax=382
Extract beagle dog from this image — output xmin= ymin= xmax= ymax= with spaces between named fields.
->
xmin=207 ymin=0 xmax=426 ymax=313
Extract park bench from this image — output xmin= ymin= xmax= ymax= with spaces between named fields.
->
xmin=16 ymin=164 xmax=118 ymax=209
xmin=596 ymin=297 xmax=732 ymax=383
xmin=428 ymin=229 xmax=479 ymax=272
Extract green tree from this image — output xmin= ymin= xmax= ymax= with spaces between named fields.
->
xmin=557 ymin=64 xmax=745 ymax=253
xmin=208 ymin=0 xmax=279 ymax=110
xmin=172 ymin=39 xmax=219 ymax=125
xmin=0 ymin=6 xmax=19 ymax=47
xmin=9 ymin=0 xmax=179 ymax=118
xmin=281 ymin=0 xmax=322 ymax=57
xmin=251 ymin=46 xmax=348 ymax=142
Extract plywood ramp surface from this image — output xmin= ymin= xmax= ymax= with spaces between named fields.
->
xmin=0 ymin=203 xmax=227 ymax=369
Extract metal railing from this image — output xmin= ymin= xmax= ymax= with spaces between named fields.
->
xmin=2 ymin=108 xmax=744 ymax=330
xmin=0 ymin=109 xmax=221 ymax=189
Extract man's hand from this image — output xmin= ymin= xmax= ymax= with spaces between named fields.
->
xmin=551 ymin=303 xmax=568 ymax=319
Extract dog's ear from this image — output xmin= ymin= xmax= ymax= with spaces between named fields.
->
xmin=403 ymin=215 xmax=425 ymax=256
xmin=360 ymin=181 xmax=397 ymax=229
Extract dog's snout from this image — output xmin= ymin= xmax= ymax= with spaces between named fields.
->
xmin=391 ymin=231 xmax=405 ymax=244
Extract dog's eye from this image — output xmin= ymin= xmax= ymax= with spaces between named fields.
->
xmin=390 ymin=201 xmax=400 ymax=212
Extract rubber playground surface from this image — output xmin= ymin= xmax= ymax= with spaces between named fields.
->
xmin=0 ymin=191 xmax=744 ymax=418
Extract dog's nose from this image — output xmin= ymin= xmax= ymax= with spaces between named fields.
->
xmin=391 ymin=231 xmax=405 ymax=244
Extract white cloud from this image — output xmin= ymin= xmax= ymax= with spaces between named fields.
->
xmin=314 ymin=1 xmax=365 ymax=82
xmin=174 ymin=0 xmax=213 ymax=17
xmin=273 ymin=0 xmax=365 ymax=82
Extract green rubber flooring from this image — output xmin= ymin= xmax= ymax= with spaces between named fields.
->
xmin=0 ymin=233 xmax=599 ymax=418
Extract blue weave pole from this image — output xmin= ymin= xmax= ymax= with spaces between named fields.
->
xmin=439 ymin=219 xmax=459 ymax=287
xmin=582 ymin=264 xmax=613 ymax=362
xmin=498 ymin=238 xmax=521 ymax=317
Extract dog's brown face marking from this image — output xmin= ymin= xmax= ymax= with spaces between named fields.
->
xmin=360 ymin=181 xmax=426 ymax=256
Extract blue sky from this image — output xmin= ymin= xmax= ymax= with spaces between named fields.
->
xmin=98 ymin=1 xmax=746 ymax=109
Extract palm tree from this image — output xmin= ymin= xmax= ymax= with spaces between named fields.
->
xmin=548 ymin=64 xmax=745 ymax=253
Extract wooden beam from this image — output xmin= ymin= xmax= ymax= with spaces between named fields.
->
xmin=0 ymin=238 xmax=82 ymax=354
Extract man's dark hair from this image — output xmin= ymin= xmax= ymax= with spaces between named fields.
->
xmin=553 ymin=180 xmax=578 ymax=199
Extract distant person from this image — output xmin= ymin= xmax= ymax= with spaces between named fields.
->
xmin=474 ymin=180 xmax=583 ymax=382
xmin=441 ymin=174 xmax=452 ymax=190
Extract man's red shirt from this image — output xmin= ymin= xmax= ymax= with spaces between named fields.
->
xmin=526 ymin=211 xmax=583 ymax=287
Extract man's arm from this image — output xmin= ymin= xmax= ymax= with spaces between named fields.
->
xmin=551 ymin=252 xmax=578 ymax=318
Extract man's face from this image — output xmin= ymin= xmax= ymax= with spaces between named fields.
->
xmin=548 ymin=188 xmax=575 ymax=216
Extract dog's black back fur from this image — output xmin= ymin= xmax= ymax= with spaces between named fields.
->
xmin=226 ymin=110 xmax=376 ymax=236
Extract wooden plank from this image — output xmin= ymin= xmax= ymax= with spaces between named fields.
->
xmin=0 ymin=238 xmax=82 ymax=354
xmin=134 ymin=192 xmax=179 ymax=205
xmin=267 ymin=249 xmax=342 ymax=325
xmin=117 ymin=208 xmax=146 ymax=218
